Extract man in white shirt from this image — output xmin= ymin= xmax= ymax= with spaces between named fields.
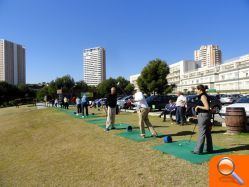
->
xmin=133 ymin=89 xmax=158 ymax=138
xmin=175 ymin=91 xmax=187 ymax=125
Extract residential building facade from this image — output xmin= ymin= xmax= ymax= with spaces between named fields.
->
xmin=0 ymin=39 xmax=26 ymax=85
xmin=167 ymin=60 xmax=199 ymax=92
xmin=83 ymin=47 xmax=106 ymax=86
xmin=129 ymin=74 xmax=140 ymax=89
xmin=180 ymin=54 xmax=249 ymax=93
xmin=194 ymin=45 xmax=222 ymax=67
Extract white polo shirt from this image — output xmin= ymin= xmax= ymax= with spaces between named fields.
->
xmin=176 ymin=95 xmax=186 ymax=107
xmin=134 ymin=91 xmax=148 ymax=109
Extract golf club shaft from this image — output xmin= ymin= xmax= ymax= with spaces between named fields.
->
xmin=188 ymin=123 xmax=197 ymax=142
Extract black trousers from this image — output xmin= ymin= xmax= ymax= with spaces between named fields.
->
xmin=64 ymin=102 xmax=69 ymax=109
xmin=77 ymin=104 xmax=82 ymax=113
xmin=82 ymin=104 xmax=88 ymax=116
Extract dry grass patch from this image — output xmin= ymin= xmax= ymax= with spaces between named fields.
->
xmin=0 ymin=106 xmax=248 ymax=186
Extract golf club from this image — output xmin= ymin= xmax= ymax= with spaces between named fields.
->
xmin=188 ymin=123 xmax=197 ymax=142
xmin=178 ymin=123 xmax=197 ymax=146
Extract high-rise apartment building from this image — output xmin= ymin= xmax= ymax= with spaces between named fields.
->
xmin=83 ymin=47 xmax=106 ymax=86
xmin=194 ymin=45 xmax=222 ymax=67
xmin=0 ymin=39 xmax=26 ymax=85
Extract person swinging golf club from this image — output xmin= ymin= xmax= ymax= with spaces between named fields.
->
xmin=192 ymin=85 xmax=213 ymax=155
xmin=105 ymin=87 xmax=118 ymax=132
xmin=132 ymin=88 xmax=158 ymax=138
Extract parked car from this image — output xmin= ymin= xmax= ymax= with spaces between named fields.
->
xmin=220 ymin=94 xmax=241 ymax=104
xmin=219 ymin=96 xmax=249 ymax=123
xmin=100 ymin=98 xmax=107 ymax=106
xmin=123 ymin=96 xmax=135 ymax=109
xmin=117 ymin=95 xmax=133 ymax=109
xmin=146 ymin=95 xmax=177 ymax=111
xmin=185 ymin=95 xmax=222 ymax=117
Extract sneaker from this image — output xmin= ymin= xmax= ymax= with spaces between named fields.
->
xmin=104 ymin=128 xmax=110 ymax=132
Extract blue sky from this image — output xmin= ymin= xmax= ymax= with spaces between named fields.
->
xmin=0 ymin=0 xmax=249 ymax=83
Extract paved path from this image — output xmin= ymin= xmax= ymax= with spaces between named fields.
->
xmin=36 ymin=102 xmax=47 ymax=109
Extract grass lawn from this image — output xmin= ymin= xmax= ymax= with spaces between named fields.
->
xmin=0 ymin=105 xmax=248 ymax=186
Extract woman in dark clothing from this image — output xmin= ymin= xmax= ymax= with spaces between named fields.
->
xmin=192 ymin=85 xmax=213 ymax=154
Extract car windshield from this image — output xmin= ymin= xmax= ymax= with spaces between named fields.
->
xmin=235 ymin=97 xmax=249 ymax=103
xmin=220 ymin=95 xmax=228 ymax=98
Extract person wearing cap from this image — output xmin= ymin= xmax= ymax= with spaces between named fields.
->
xmin=105 ymin=87 xmax=117 ymax=131
xmin=133 ymin=88 xmax=158 ymax=138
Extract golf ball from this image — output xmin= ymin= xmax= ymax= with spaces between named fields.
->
xmin=179 ymin=144 xmax=182 ymax=146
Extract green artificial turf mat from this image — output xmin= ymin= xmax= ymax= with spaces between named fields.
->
xmin=98 ymin=123 xmax=131 ymax=129
xmin=85 ymin=118 xmax=106 ymax=125
xmin=56 ymin=108 xmax=99 ymax=119
xmin=116 ymin=129 xmax=163 ymax=142
xmin=152 ymin=140 xmax=225 ymax=164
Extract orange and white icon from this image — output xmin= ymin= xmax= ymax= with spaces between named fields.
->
xmin=209 ymin=155 xmax=249 ymax=187
xmin=217 ymin=157 xmax=244 ymax=185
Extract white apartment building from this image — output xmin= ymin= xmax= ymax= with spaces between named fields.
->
xmin=167 ymin=60 xmax=199 ymax=92
xmin=180 ymin=54 xmax=249 ymax=93
xmin=194 ymin=45 xmax=222 ymax=67
xmin=129 ymin=53 xmax=249 ymax=94
xmin=0 ymin=39 xmax=26 ymax=85
xmin=129 ymin=74 xmax=140 ymax=89
xmin=83 ymin=47 xmax=106 ymax=86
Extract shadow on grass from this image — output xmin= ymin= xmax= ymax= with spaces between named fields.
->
xmin=212 ymin=144 xmax=249 ymax=154
xmin=153 ymin=125 xmax=170 ymax=128
xmin=154 ymin=131 xmax=196 ymax=138
xmin=167 ymin=131 xmax=196 ymax=137
xmin=211 ymin=130 xmax=226 ymax=134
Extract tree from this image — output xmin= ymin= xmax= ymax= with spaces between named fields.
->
xmin=116 ymin=76 xmax=132 ymax=95
xmin=73 ymin=81 xmax=88 ymax=97
xmin=137 ymin=58 xmax=170 ymax=95
xmin=0 ymin=81 xmax=20 ymax=105
xmin=54 ymin=75 xmax=75 ymax=92
xmin=0 ymin=81 xmax=37 ymax=107
xmin=36 ymin=75 xmax=75 ymax=101
xmin=124 ymin=83 xmax=135 ymax=95
xmin=88 ymin=85 xmax=98 ymax=99
xmin=164 ymin=83 xmax=176 ymax=94
xmin=97 ymin=78 xmax=116 ymax=97
xmin=36 ymin=85 xmax=49 ymax=101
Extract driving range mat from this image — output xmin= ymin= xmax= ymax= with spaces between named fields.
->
xmin=56 ymin=108 xmax=100 ymax=119
xmin=117 ymin=129 xmax=164 ymax=142
xmin=85 ymin=118 xmax=106 ymax=125
xmin=98 ymin=123 xmax=131 ymax=129
xmin=152 ymin=140 xmax=224 ymax=164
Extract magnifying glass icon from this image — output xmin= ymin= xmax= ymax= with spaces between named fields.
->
xmin=217 ymin=157 xmax=244 ymax=185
